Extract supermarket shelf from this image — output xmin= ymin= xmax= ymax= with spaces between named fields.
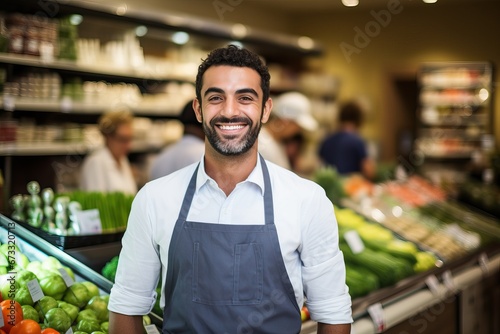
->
xmin=0 ymin=97 xmax=180 ymax=116
xmin=421 ymin=151 xmax=474 ymax=159
xmin=0 ymin=140 xmax=164 ymax=156
xmin=0 ymin=53 xmax=192 ymax=82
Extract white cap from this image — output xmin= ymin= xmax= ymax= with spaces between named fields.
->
xmin=272 ymin=92 xmax=318 ymax=131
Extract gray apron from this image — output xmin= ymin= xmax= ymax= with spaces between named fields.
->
xmin=163 ymin=156 xmax=301 ymax=333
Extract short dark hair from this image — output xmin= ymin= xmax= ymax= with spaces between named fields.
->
xmin=195 ymin=45 xmax=271 ymax=108
xmin=339 ymin=101 xmax=364 ymax=127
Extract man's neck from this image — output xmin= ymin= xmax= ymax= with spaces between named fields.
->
xmin=203 ymin=146 xmax=258 ymax=196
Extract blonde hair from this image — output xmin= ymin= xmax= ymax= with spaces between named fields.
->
xmin=98 ymin=109 xmax=133 ymax=137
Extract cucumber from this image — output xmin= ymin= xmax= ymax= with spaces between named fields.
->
xmin=345 ymin=264 xmax=379 ymax=298
xmin=361 ymin=238 xmax=418 ymax=265
xmin=340 ymin=242 xmax=414 ymax=287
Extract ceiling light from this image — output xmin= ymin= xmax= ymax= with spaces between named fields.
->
xmin=171 ymin=31 xmax=190 ymax=45
xmin=229 ymin=41 xmax=244 ymax=49
xmin=135 ymin=25 xmax=148 ymax=37
xmin=69 ymin=14 xmax=83 ymax=25
xmin=231 ymin=24 xmax=248 ymax=39
xmin=342 ymin=0 xmax=359 ymax=7
xmin=297 ymin=36 xmax=314 ymax=50
xmin=423 ymin=0 xmax=438 ymax=3
xmin=115 ymin=4 xmax=127 ymax=16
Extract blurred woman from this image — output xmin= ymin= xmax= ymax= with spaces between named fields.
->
xmin=79 ymin=109 xmax=137 ymax=194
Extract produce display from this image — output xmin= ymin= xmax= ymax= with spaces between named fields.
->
xmin=382 ymin=175 xmax=447 ymax=207
xmin=334 ymin=206 xmax=439 ymax=299
xmin=57 ymin=191 xmax=133 ymax=233
xmin=0 ymin=243 xmax=111 ymax=333
xmin=458 ymin=178 xmax=500 ymax=218
xmin=8 ymin=180 xmax=134 ymax=235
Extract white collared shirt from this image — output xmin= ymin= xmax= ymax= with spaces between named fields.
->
xmin=109 ymin=157 xmax=352 ymax=324
xmin=79 ymin=146 xmax=137 ymax=195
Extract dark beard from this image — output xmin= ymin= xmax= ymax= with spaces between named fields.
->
xmin=203 ymin=116 xmax=262 ymax=156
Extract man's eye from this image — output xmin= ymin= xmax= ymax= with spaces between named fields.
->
xmin=240 ymin=96 xmax=253 ymax=101
xmin=208 ymin=96 xmax=222 ymax=101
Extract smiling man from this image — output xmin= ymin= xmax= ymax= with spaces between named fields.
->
xmin=108 ymin=45 xmax=352 ymax=334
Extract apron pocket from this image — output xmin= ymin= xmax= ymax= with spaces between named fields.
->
xmin=192 ymin=242 xmax=263 ymax=305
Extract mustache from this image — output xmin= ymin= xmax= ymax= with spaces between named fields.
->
xmin=210 ymin=116 xmax=252 ymax=126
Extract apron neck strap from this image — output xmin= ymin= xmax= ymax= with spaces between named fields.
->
xmin=178 ymin=155 xmax=274 ymax=225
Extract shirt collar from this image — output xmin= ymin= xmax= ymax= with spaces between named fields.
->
xmin=196 ymin=155 xmax=265 ymax=196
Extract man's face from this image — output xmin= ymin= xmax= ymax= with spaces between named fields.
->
xmin=193 ymin=65 xmax=272 ymax=156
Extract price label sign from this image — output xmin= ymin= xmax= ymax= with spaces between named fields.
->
xmin=442 ymin=270 xmax=456 ymax=293
xmin=27 ymin=278 xmax=44 ymax=302
xmin=425 ymin=274 xmax=441 ymax=296
xmin=367 ymin=303 xmax=385 ymax=333
xmin=145 ymin=324 xmax=160 ymax=334
xmin=478 ymin=252 xmax=490 ymax=275
xmin=344 ymin=230 xmax=365 ymax=254
xmin=58 ymin=267 xmax=75 ymax=287
xmin=65 ymin=328 xmax=74 ymax=334
xmin=76 ymin=209 xmax=102 ymax=235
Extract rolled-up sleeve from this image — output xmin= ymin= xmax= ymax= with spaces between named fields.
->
xmin=301 ymin=188 xmax=352 ymax=324
xmin=108 ymin=184 xmax=161 ymax=315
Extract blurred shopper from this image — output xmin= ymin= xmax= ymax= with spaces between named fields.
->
xmin=79 ymin=109 xmax=138 ymax=194
xmin=259 ymin=91 xmax=318 ymax=170
xmin=149 ymin=101 xmax=205 ymax=180
xmin=319 ymin=100 xmax=376 ymax=180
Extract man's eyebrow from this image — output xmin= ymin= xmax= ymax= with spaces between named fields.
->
xmin=235 ymin=88 xmax=259 ymax=97
xmin=204 ymin=87 xmax=259 ymax=97
xmin=204 ymin=87 xmax=225 ymax=96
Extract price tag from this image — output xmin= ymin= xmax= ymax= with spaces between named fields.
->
xmin=27 ymin=278 xmax=44 ymax=302
xmin=478 ymin=252 xmax=490 ymax=275
xmin=3 ymin=95 xmax=15 ymax=111
xmin=58 ymin=267 xmax=74 ymax=287
xmin=442 ymin=270 xmax=456 ymax=293
xmin=367 ymin=303 xmax=385 ymax=333
xmin=344 ymin=230 xmax=365 ymax=254
xmin=75 ymin=209 xmax=102 ymax=235
xmin=425 ymin=274 xmax=441 ymax=296
xmin=65 ymin=328 xmax=74 ymax=334
xmin=144 ymin=324 xmax=160 ymax=334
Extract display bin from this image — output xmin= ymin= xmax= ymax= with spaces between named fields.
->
xmin=1 ymin=213 xmax=498 ymax=333
xmin=303 ymin=244 xmax=500 ymax=334
xmin=9 ymin=218 xmax=124 ymax=250
xmin=0 ymin=213 xmax=162 ymax=331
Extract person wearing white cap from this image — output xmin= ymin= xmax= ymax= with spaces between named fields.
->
xmin=259 ymin=91 xmax=318 ymax=170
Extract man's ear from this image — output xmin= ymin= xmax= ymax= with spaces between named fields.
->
xmin=261 ymin=98 xmax=273 ymax=124
xmin=192 ymin=98 xmax=203 ymax=123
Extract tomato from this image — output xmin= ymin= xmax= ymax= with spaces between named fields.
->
xmin=9 ymin=319 xmax=41 ymax=334
xmin=0 ymin=300 xmax=23 ymax=333
xmin=41 ymin=329 xmax=60 ymax=334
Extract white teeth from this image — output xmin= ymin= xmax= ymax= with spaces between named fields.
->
xmin=220 ymin=125 xmax=244 ymax=130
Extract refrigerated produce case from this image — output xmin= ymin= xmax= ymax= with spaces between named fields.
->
xmin=2 ymin=204 xmax=499 ymax=334
xmin=0 ymin=213 xmax=163 ymax=331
